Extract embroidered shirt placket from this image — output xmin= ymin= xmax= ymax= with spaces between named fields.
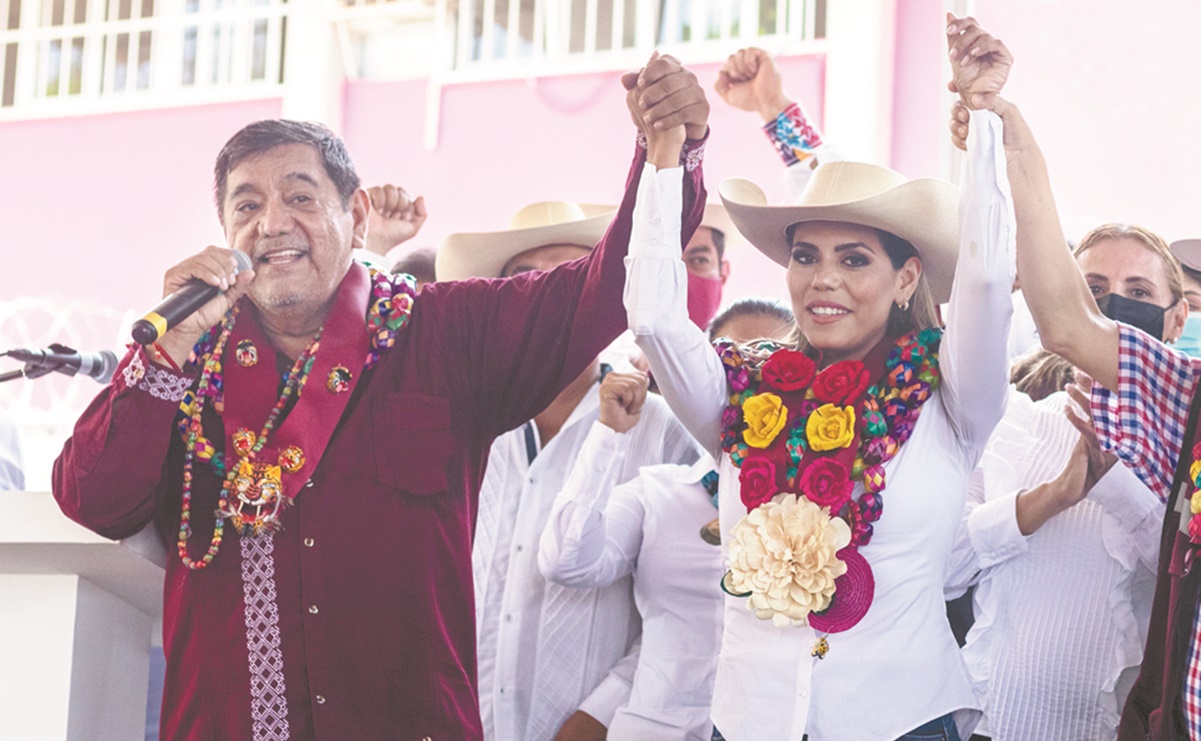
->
xmin=241 ymin=533 xmax=291 ymax=741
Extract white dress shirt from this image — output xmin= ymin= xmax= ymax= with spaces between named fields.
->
xmin=473 ymin=366 xmax=699 ymax=741
xmin=624 ymin=109 xmax=1015 ymax=740
xmin=945 ymin=387 xmax=1161 ymax=741
xmin=539 ymin=417 xmax=724 ymax=741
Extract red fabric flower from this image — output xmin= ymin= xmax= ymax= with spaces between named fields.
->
xmin=761 ymin=350 xmax=816 ymax=392
xmin=1192 ymin=440 xmax=1201 ymax=461
xmin=739 ymin=457 xmax=780 ymax=511
xmin=1190 ymin=513 xmax=1201 ymax=545
xmin=799 ymin=458 xmax=853 ymax=511
xmin=812 ymin=361 xmax=871 ymax=405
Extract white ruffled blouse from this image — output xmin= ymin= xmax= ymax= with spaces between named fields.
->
xmin=945 ymin=387 xmax=1161 ymax=740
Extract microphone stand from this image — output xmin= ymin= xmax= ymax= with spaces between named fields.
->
xmin=0 ymin=351 xmax=61 ymax=383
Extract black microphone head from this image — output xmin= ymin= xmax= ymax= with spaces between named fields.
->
xmin=131 ymin=319 xmax=159 ymax=345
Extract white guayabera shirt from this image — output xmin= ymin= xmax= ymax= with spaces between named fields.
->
xmin=539 ymin=424 xmax=725 ymax=741
xmin=623 ymin=110 xmax=1016 ymax=740
xmin=473 ymin=367 xmax=698 ymax=741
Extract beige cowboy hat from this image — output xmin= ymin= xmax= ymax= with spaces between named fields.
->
xmin=1170 ymin=239 xmax=1201 ymax=272
xmin=719 ymin=162 xmax=960 ymax=304
xmin=436 ymin=201 xmax=615 ymax=281
xmin=581 ymin=202 xmax=744 ymax=248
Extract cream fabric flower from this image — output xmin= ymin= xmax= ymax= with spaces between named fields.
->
xmin=727 ymin=494 xmax=851 ymax=627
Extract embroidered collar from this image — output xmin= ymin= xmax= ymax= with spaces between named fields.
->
xmin=715 ymin=328 xmax=942 ymax=636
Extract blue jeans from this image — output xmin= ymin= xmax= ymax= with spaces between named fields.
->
xmin=714 ymin=713 xmax=962 ymax=741
xmin=897 ymin=713 xmax=962 ymax=741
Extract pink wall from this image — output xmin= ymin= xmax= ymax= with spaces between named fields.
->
xmin=0 ymin=99 xmax=283 ymax=313
xmin=890 ymin=0 xmax=945 ymax=180
xmin=0 ymin=55 xmax=825 ymax=338
xmin=974 ymin=0 xmax=1201 ymax=241
xmin=344 ymin=56 xmax=827 ymax=306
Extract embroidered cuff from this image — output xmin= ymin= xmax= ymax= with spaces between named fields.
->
xmin=635 ymin=131 xmax=708 ymax=172
xmin=116 ymin=345 xmax=193 ymax=402
xmin=763 ymin=102 xmax=824 ymax=166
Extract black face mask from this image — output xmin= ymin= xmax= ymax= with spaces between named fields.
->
xmin=1095 ymin=292 xmax=1168 ymax=341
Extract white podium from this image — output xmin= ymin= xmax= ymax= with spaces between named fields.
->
xmin=0 ymin=492 xmax=165 ymax=740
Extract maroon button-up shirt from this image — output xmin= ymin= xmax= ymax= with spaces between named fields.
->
xmin=52 ymin=141 xmax=705 ymax=740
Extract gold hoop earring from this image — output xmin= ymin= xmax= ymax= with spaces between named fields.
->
xmin=896 ymin=299 xmax=910 ymax=312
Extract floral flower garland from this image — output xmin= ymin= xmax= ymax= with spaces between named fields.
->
xmin=1186 ymin=442 xmax=1201 ymax=543
xmin=716 ymin=328 xmax=942 ymax=632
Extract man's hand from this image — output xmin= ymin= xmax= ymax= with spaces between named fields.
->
xmin=155 ymin=246 xmax=256 ymax=367
xmin=621 ymin=52 xmax=709 ymax=141
xmin=597 ymin=370 xmax=649 ymax=434
xmin=714 ymin=47 xmax=792 ymax=122
xmin=365 ymin=185 xmax=427 ymax=256
xmin=554 ymin=710 xmax=607 ymax=741
xmin=946 ymin=12 xmax=1012 ymax=111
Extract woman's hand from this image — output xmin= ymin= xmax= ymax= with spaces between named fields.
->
xmin=946 ymin=13 xmax=1013 ymax=111
xmin=1064 ymin=372 xmax=1119 ymax=490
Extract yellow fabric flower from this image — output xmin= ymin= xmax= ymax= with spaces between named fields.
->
xmin=727 ymin=494 xmax=851 ymax=627
xmin=806 ymin=403 xmax=856 ymax=452
xmin=742 ymin=393 xmax=789 ymax=449
xmin=1191 ymin=489 xmax=1201 ymax=516
xmin=1191 ymin=459 xmax=1201 ymax=486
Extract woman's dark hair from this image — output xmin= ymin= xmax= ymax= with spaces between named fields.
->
xmin=874 ymin=229 xmax=937 ymax=337
xmin=708 ymin=297 xmax=795 ymax=342
xmin=214 ymin=120 xmax=361 ymax=217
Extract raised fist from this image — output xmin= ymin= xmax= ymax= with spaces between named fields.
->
xmin=714 ymin=47 xmax=792 ymax=121
xmin=365 ymin=184 xmax=427 ymax=256
xmin=946 ymin=13 xmax=1013 ymax=111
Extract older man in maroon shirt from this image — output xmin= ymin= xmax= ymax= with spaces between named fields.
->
xmin=52 ymin=56 xmax=708 ymax=740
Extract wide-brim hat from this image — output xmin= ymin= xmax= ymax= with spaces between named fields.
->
xmin=1170 ymin=239 xmax=1201 ymax=273
xmin=719 ymin=162 xmax=960 ymax=304
xmin=437 ymin=201 xmax=615 ymax=281
xmin=581 ymin=202 xmax=745 ymax=249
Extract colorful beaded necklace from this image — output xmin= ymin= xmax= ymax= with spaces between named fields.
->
xmin=176 ymin=269 xmax=416 ymax=570
xmin=716 ymin=328 xmax=942 ymax=634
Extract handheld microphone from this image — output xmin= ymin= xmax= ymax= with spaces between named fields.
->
xmin=3 ymin=344 xmax=119 ymax=383
xmin=131 ymin=250 xmax=253 ymax=345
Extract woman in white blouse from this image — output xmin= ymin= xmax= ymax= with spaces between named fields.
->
xmin=622 ymin=17 xmax=1014 ymax=741
xmin=946 ymin=342 xmax=1162 ymax=741
xmin=538 ymin=298 xmax=796 ymax=741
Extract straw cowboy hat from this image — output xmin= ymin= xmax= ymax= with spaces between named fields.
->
xmin=581 ymin=202 xmax=743 ymax=248
xmin=719 ymin=161 xmax=960 ymax=304
xmin=436 ymin=201 xmax=615 ymax=281
xmin=1170 ymin=239 xmax=1201 ymax=272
